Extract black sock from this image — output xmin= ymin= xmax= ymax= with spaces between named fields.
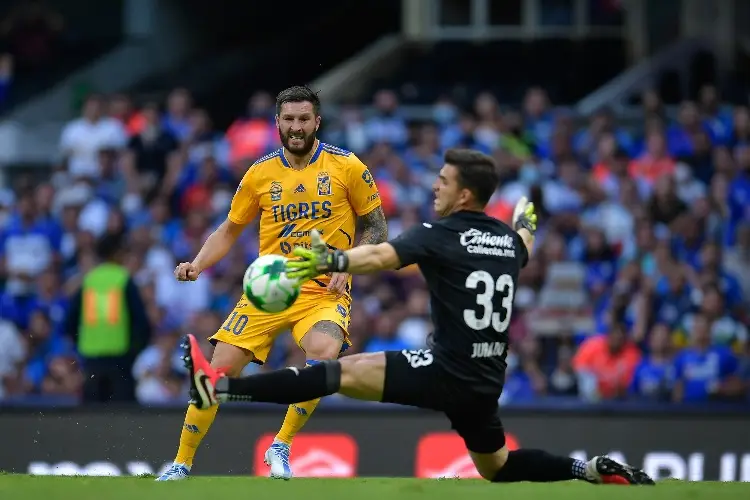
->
xmin=215 ymin=361 xmax=341 ymax=404
xmin=491 ymin=449 xmax=588 ymax=482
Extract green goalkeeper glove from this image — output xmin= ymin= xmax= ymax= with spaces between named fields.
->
xmin=285 ymin=229 xmax=349 ymax=282
xmin=512 ymin=196 xmax=538 ymax=235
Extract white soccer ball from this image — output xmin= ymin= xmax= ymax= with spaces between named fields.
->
xmin=243 ymin=254 xmax=301 ymax=313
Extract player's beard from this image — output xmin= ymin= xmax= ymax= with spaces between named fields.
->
xmin=280 ymin=127 xmax=317 ymax=156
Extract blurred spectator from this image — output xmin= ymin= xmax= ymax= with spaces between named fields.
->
xmin=699 ymin=85 xmax=732 ymax=145
xmin=678 ymin=284 xmax=747 ymax=352
xmin=123 ymin=102 xmax=179 ymax=194
xmin=363 ymin=314 xmax=410 ymax=352
xmin=0 ymin=317 xmax=25 ymax=399
xmin=548 ymin=344 xmax=578 ymax=396
xmin=641 ymin=89 xmax=666 ymax=122
xmin=0 ymin=188 xmax=14 ymax=229
xmin=667 ymin=101 xmax=712 ymax=159
xmin=185 ymin=108 xmax=229 ymax=167
xmin=0 ymin=189 xmax=61 ymax=298
xmin=162 ymin=88 xmax=193 ymax=142
xmin=672 ymin=313 xmax=743 ymax=403
xmin=132 ymin=326 xmax=185 ymax=404
xmin=365 ymin=89 xmax=408 ymax=149
xmin=728 ymin=106 xmax=750 ymax=149
xmin=629 ymin=323 xmax=675 ymax=401
xmin=629 ymin=128 xmax=675 ymax=187
xmin=647 ymin=174 xmax=687 ymax=226
xmin=573 ymin=322 xmax=642 ymax=400
xmin=574 ymin=108 xmax=633 ymax=164
xmin=727 ymin=146 xmax=750 ymax=245
xmin=225 ymin=91 xmax=279 ymax=170
xmin=40 ymin=354 xmax=83 ymax=398
xmin=109 ymin=93 xmax=146 ymax=137
xmin=502 ymin=337 xmax=547 ymax=404
xmin=60 ymin=94 xmax=128 ymax=179
xmin=523 ymin=87 xmax=554 ymax=156
xmin=23 ymin=309 xmax=76 ymax=396
xmin=653 ymin=265 xmax=694 ymax=330
xmin=64 ymin=233 xmax=152 ymax=402
xmin=724 ymin=224 xmax=750 ymax=298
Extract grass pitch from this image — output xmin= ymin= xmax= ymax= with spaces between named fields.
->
xmin=1 ymin=475 xmax=747 ymax=500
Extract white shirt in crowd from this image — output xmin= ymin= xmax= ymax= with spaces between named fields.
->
xmin=0 ymin=320 xmax=26 ymax=400
xmin=59 ymin=117 xmax=127 ymax=178
xmin=132 ymin=344 xmax=187 ymax=404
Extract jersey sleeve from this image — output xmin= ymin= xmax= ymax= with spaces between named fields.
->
xmin=227 ymin=169 xmax=259 ymax=225
xmin=389 ymin=223 xmax=437 ymax=268
xmin=346 ymin=154 xmax=382 ymax=216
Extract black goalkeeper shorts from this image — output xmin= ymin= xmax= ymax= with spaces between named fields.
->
xmin=381 ymin=349 xmax=506 ymax=454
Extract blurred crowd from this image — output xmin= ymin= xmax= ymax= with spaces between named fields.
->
xmin=0 ymin=80 xmax=749 ymax=406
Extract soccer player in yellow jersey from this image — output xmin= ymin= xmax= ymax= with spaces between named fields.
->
xmin=156 ymin=86 xmax=387 ymax=481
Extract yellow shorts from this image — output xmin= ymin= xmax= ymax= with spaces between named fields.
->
xmin=209 ymin=292 xmax=352 ymax=364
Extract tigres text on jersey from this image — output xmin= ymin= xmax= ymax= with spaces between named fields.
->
xmin=228 ymin=141 xmax=382 ymax=294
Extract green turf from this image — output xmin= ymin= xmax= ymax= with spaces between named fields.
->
xmin=0 ymin=476 xmax=747 ymax=500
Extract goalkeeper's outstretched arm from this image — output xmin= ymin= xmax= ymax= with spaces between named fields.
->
xmin=512 ymin=196 xmax=537 ymax=258
xmin=342 ymin=243 xmax=402 ymax=274
xmin=516 ymin=228 xmax=535 ymax=257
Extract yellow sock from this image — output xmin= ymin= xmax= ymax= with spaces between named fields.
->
xmin=275 ymin=398 xmax=321 ymax=445
xmin=175 ymin=404 xmax=219 ymax=467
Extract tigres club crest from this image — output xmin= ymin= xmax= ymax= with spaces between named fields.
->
xmin=317 ymin=172 xmax=332 ymax=196
xmin=269 ymin=181 xmax=283 ymax=201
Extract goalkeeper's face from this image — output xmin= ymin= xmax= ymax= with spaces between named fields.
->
xmin=277 ymin=101 xmax=320 ymax=156
xmin=432 ymin=164 xmax=468 ymax=217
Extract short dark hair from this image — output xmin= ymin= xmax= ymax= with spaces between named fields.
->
xmin=276 ymin=86 xmax=321 ymax=115
xmin=443 ymin=148 xmax=499 ymax=207
xmin=97 ymin=232 xmax=125 ymax=261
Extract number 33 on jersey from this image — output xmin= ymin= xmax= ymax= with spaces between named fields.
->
xmin=228 ymin=142 xmax=382 ymax=294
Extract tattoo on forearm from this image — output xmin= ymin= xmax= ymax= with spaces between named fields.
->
xmin=357 ymin=206 xmax=388 ymax=246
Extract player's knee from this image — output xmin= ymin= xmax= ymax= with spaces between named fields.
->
xmin=302 ymin=335 xmax=342 ymax=360
xmin=211 ymin=341 xmax=255 ymax=376
xmin=470 ymin=447 xmax=509 ymax=481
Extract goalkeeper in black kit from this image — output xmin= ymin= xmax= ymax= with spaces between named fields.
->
xmin=181 ymin=149 xmax=655 ymax=485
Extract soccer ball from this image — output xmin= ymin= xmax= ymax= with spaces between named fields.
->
xmin=243 ymin=254 xmax=301 ymax=313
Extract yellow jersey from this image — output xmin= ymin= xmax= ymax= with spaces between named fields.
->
xmin=228 ymin=141 xmax=382 ymax=295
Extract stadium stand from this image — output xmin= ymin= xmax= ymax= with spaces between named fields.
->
xmin=0 ymin=0 xmax=748 ymax=412
xmin=1 ymin=81 xmax=748 ymax=407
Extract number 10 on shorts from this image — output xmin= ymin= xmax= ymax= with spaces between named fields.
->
xmin=222 ymin=312 xmax=249 ymax=335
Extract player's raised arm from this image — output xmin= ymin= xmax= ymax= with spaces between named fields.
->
xmin=511 ymin=196 xmax=537 ymax=257
xmin=175 ymin=174 xmax=259 ymax=281
xmin=183 ymin=218 xmax=247 ymax=277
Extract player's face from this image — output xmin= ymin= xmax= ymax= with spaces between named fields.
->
xmin=276 ymin=101 xmax=320 ymax=156
xmin=432 ymin=164 xmax=470 ymax=217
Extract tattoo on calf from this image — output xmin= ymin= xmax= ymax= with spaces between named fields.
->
xmin=357 ymin=206 xmax=388 ymax=246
